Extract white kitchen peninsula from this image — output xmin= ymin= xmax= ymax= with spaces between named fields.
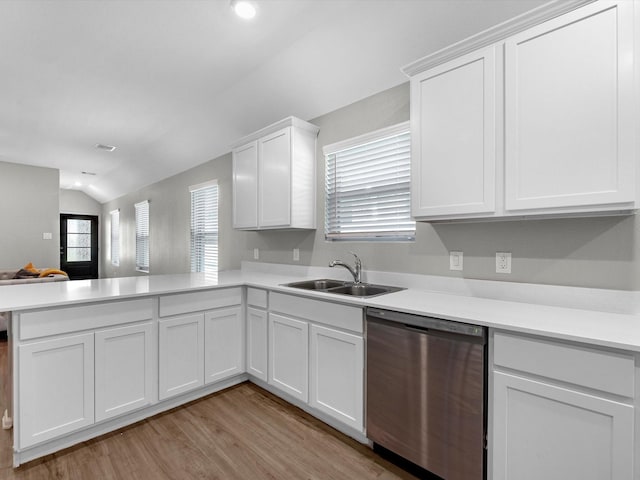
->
xmin=1 ymin=264 xmax=639 ymax=478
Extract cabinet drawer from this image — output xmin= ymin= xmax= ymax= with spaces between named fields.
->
xmin=19 ymin=299 xmax=153 ymax=341
xmin=159 ymin=288 xmax=241 ymax=317
xmin=247 ymin=288 xmax=267 ymax=309
xmin=493 ymin=331 xmax=635 ymax=398
xmin=270 ymin=293 xmax=362 ymax=334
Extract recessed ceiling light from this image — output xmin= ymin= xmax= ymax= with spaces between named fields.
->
xmin=231 ymin=0 xmax=256 ymax=20
xmin=95 ymin=143 xmax=116 ymax=152
xmin=74 ymin=181 xmax=82 ymax=187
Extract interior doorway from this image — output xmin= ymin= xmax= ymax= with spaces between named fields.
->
xmin=60 ymin=214 xmax=99 ymax=279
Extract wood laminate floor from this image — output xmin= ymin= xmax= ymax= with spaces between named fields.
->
xmin=0 ymin=339 xmax=416 ymax=480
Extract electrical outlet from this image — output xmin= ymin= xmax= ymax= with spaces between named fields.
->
xmin=293 ymin=248 xmax=300 ymax=261
xmin=253 ymin=248 xmax=259 ymax=260
xmin=496 ymin=252 xmax=512 ymax=273
xmin=449 ymin=251 xmax=463 ymax=271
xmin=42 ymin=232 xmax=52 ymax=240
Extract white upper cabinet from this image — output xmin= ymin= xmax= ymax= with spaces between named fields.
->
xmin=404 ymin=0 xmax=638 ymax=221
xmin=259 ymin=127 xmax=292 ymax=227
xmin=232 ymin=116 xmax=319 ymax=230
xmin=505 ymin=1 xmax=636 ymax=214
xmin=232 ymin=142 xmax=258 ymax=229
xmin=410 ymin=47 xmax=496 ymax=219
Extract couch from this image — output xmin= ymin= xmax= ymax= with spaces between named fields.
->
xmin=0 ymin=269 xmax=69 ymax=332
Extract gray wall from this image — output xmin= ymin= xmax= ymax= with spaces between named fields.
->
xmin=0 ymin=161 xmax=60 ymax=269
xmin=101 ymin=153 xmax=245 ymax=277
xmin=60 ymin=189 xmax=101 ymax=216
xmin=102 ymin=83 xmax=640 ymax=290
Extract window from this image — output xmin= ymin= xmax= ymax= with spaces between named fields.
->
xmin=110 ymin=209 xmax=120 ymax=267
xmin=324 ymin=121 xmax=415 ymax=241
xmin=190 ymin=180 xmax=219 ymax=274
xmin=135 ymin=200 xmax=149 ymax=273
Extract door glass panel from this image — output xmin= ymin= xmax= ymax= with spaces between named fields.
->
xmin=67 ymin=219 xmax=91 ymax=234
xmin=67 ymin=233 xmax=91 ymax=248
xmin=67 ymin=248 xmax=91 ymax=262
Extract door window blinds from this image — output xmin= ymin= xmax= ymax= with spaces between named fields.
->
xmin=190 ymin=181 xmax=218 ymax=274
xmin=134 ymin=200 xmax=149 ymax=272
xmin=324 ymin=122 xmax=415 ymax=241
xmin=110 ymin=209 xmax=120 ymax=267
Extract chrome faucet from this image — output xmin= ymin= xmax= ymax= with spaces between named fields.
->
xmin=329 ymin=252 xmax=362 ymax=284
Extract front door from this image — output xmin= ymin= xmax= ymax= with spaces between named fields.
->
xmin=60 ymin=214 xmax=99 ymax=279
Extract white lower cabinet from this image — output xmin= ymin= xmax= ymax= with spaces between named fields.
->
xmin=158 ymin=314 xmax=204 ymax=400
xmin=491 ymin=331 xmax=637 ymax=480
xmin=13 ymin=289 xmax=250 ymax=465
xmin=492 ymin=371 xmax=634 ymax=480
xmin=95 ymin=322 xmax=154 ymax=422
xmin=267 ymin=292 xmax=364 ymax=435
xmin=18 ymin=333 xmax=95 ymax=449
xmin=268 ymin=312 xmax=309 ymax=402
xmin=309 ymin=324 xmax=363 ymax=431
xmin=246 ymin=306 xmax=268 ymax=381
xmin=204 ymin=307 xmax=244 ymax=384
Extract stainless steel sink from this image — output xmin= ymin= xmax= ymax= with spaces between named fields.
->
xmin=282 ymin=279 xmax=348 ymax=290
xmin=327 ymin=283 xmax=404 ymax=297
xmin=282 ymin=279 xmax=404 ymax=297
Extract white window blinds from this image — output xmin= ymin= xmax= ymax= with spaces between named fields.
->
xmin=110 ymin=209 xmax=120 ymax=267
xmin=190 ymin=181 xmax=218 ymax=274
xmin=324 ymin=122 xmax=415 ymax=241
xmin=135 ymin=200 xmax=149 ymax=273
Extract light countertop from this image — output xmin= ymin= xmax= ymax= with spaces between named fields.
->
xmin=2 ymin=268 xmax=640 ymax=353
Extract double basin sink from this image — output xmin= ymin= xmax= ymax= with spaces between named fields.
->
xmin=282 ymin=279 xmax=405 ymax=298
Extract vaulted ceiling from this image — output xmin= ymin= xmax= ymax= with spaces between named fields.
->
xmin=0 ymin=0 xmax=546 ymax=203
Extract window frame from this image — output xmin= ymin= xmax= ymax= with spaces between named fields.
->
xmin=134 ymin=200 xmax=150 ymax=273
xmin=110 ymin=209 xmax=120 ymax=267
xmin=189 ymin=180 xmax=219 ymax=275
xmin=323 ymin=121 xmax=415 ymax=242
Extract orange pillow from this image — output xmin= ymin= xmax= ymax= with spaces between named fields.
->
xmin=38 ymin=269 xmax=68 ymax=278
xmin=23 ymin=262 xmax=38 ymax=273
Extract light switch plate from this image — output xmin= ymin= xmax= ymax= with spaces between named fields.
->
xmin=42 ymin=232 xmax=53 ymax=240
xmin=496 ymin=252 xmax=512 ymax=273
xmin=449 ymin=251 xmax=463 ymax=271
xmin=253 ymin=248 xmax=259 ymax=260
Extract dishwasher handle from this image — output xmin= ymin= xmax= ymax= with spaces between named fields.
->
xmin=366 ymin=307 xmax=486 ymax=338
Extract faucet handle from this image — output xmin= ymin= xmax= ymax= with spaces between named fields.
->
xmin=349 ymin=251 xmax=361 ymax=266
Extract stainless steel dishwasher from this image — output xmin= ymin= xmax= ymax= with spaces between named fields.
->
xmin=366 ymin=307 xmax=487 ymax=480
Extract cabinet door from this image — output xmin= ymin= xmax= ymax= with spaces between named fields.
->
xmin=268 ymin=312 xmax=308 ymax=402
xmin=95 ymin=322 xmax=154 ymax=422
xmin=504 ymin=1 xmax=635 ymax=212
xmin=18 ymin=333 xmax=94 ymax=448
xmin=309 ymin=324 xmax=363 ymax=431
xmin=232 ymin=141 xmax=258 ymax=229
xmin=259 ymin=127 xmax=291 ymax=227
xmin=246 ymin=307 xmax=268 ymax=381
xmin=411 ymin=46 xmax=496 ymax=219
xmin=492 ymin=371 xmax=634 ymax=480
xmin=158 ymin=314 xmax=204 ymax=400
xmin=204 ymin=307 xmax=244 ymax=384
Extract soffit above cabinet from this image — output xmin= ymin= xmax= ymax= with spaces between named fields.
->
xmin=402 ymin=0 xmax=595 ymax=76
xmin=230 ymin=116 xmax=320 ymax=150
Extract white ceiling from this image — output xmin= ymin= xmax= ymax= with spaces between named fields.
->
xmin=0 ymin=0 xmax=546 ymax=203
